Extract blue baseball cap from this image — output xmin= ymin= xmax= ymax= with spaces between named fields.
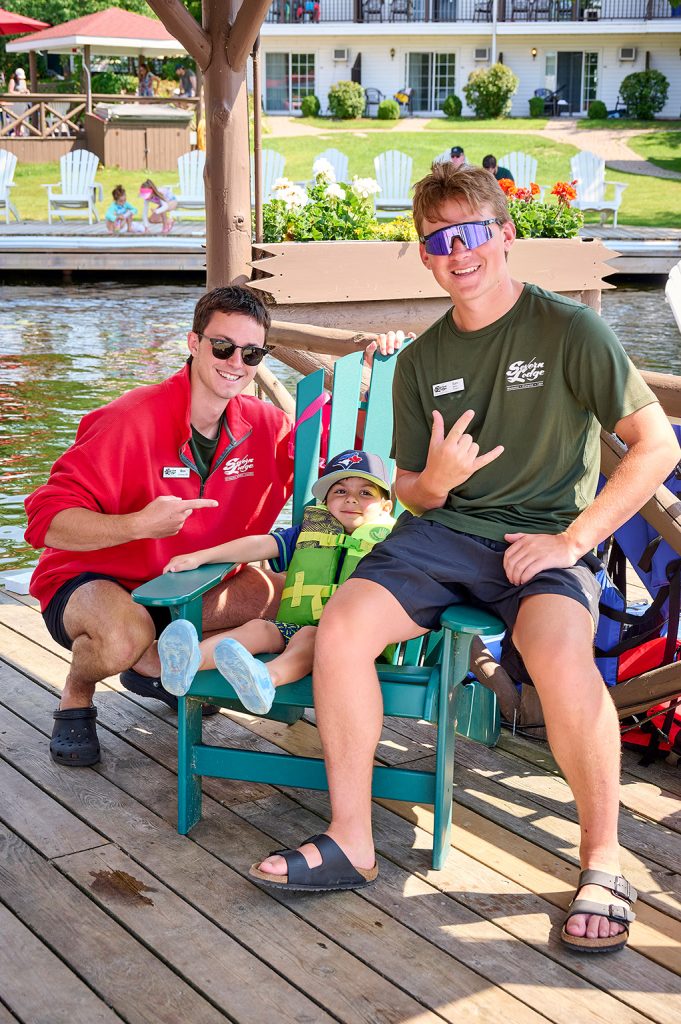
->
xmin=312 ymin=450 xmax=391 ymax=501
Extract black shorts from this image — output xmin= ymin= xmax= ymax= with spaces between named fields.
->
xmin=42 ymin=572 xmax=171 ymax=652
xmin=351 ymin=513 xmax=601 ymax=635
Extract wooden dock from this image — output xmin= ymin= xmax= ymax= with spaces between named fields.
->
xmin=1 ymin=586 xmax=680 ymax=1023
xmin=1 ymin=223 xmax=680 ymax=276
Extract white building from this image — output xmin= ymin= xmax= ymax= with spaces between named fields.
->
xmin=258 ymin=2 xmax=681 ymax=118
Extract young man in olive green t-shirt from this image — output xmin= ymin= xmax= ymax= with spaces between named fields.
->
xmin=251 ymin=164 xmax=679 ymax=953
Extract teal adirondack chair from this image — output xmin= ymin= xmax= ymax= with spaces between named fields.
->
xmin=132 ymin=350 xmax=502 ymax=870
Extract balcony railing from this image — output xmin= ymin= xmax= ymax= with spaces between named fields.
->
xmin=265 ymin=0 xmax=677 ymax=22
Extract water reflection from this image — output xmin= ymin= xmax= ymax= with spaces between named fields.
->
xmin=1 ymin=282 xmax=679 ymax=571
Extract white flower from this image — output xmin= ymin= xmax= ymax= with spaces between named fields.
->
xmin=312 ymin=157 xmax=336 ymax=182
xmin=281 ymin=184 xmax=308 ymax=209
xmin=351 ymin=176 xmax=381 ymax=199
xmin=272 ymin=176 xmax=294 ymax=192
xmin=325 ymin=182 xmax=345 ymax=200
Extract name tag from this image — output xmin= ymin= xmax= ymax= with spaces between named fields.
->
xmin=163 ymin=466 xmax=190 ymax=478
xmin=432 ymin=378 xmax=464 ymax=397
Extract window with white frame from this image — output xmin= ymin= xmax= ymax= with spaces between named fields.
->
xmin=582 ymin=52 xmax=599 ymax=110
xmin=265 ymin=52 xmax=315 ymax=113
xmin=407 ymin=53 xmax=456 ymax=113
xmin=544 ymin=53 xmax=556 ymax=92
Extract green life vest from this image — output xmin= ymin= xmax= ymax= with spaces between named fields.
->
xmin=278 ymin=503 xmax=394 ymax=626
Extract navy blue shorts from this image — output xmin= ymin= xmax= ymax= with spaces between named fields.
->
xmin=42 ymin=572 xmax=171 ymax=652
xmin=351 ymin=513 xmax=601 ymax=635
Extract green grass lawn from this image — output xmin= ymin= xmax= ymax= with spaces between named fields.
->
xmin=423 ymin=117 xmax=548 ymax=131
xmin=273 ymin=116 xmax=397 ymax=131
xmin=9 ymin=130 xmax=681 ymax=228
xmin=577 ymin=118 xmax=681 ymax=131
xmin=627 ymin=131 xmax=681 ymax=175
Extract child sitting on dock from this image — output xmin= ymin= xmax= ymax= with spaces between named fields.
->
xmin=139 ymin=178 xmax=177 ymax=234
xmin=104 ymin=185 xmax=137 ymax=234
xmin=157 ymin=450 xmax=394 ymax=714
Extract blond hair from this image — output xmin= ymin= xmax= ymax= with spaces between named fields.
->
xmin=413 ymin=163 xmax=510 ymax=238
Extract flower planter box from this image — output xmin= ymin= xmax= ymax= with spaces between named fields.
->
xmin=251 ymin=237 xmax=619 ymax=335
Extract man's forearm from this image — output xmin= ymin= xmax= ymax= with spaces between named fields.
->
xmin=395 ymin=469 xmax=448 ymax=515
xmin=44 ymin=508 xmax=141 ymax=551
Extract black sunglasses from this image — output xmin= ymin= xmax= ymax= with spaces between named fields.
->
xmin=198 ymin=334 xmax=271 ymax=366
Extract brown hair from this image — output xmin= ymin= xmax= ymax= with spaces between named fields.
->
xmin=413 ymin=163 xmax=510 ymax=238
xmin=140 ymin=178 xmax=164 ymax=203
xmin=192 ymin=286 xmax=271 ymax=337
xmin=112 ymin=184 xmax=126 ymax=202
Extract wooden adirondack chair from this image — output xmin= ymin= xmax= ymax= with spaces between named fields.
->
xmin=132 ymin=349 xmax=503 ymax=870
xmin=373 ymin=150 xmax=413 ymax=215
xmin=570 ymin=151 xmax=627 ymax=227
xmin=42 ymin=150 xmax=103 ymax=224
xmin=251 ymin=149 xmax=287 ymax=204
xmin=0 ymin=148 xmax=20 ymax=223
xmin=313 ymin=148 xmax=349 ymax=182
xmin=498 ymin=151 xmax=546 ymax=200
xmin=173 ymin=150 xmax=206 ymax=219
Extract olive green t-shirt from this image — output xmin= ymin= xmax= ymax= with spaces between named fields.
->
xmin=391 ymin=284 xmax=657 ymax=541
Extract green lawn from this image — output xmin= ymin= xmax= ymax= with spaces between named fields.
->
xmin=9 ymin=130 xmax=681 ymax=228
xmin=577 ymin=118 xmax=681 ymax=131
xmin=627 ymin=131 xmax=681 ymax=175
xmin=423 ymin=117 xmax=548 ymax=131
xmin=271 ymin=116 xmax=397 ymax=131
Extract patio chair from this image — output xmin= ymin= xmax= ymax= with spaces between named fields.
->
xmin=312 ymin=148 xmax=349 ymax=182
xmin=363 ymin=87 xmax=383 ymax=117
xmin=362 ymin=0 xmax=383 ymax=19
xmin=42 ymin=150 xmax=103 ymax=225
xmin=389 ymin=0 xmax=413 ymax=17
xmin=511 ymin=0 xmax=532 ymax=17
xmin=533 ymin=86 xmax=564 ymax=117
xmin=373 ymin=149 xmax=413 ymax=214
xmin=0 ymin=148 xmax=20 ymax=224
xmin=473 ymin=0 xmax=492 ymax=18
xmin=173 ymin=150 xmax=206 ymax=219
xmin=570 ymin=150 xmax=627 ymax=227
xmin=498 ymin=151 xmax=546 ymax=199
xmin=250 ymin=149 xmax=287 ymax=204
xmin=132 ymin=348 xmax=503 ymax=871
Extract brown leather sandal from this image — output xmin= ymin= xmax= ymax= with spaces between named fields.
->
xmin=560 ymin=869 xmax=637 ymax=954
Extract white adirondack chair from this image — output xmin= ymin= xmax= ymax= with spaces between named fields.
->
xmin=313 ymin=148 xmax=349 ymax=182
xmin=499 ymin=151 xmax=546 ymax=200
xmin=666 ymin=260 xmax=681 ymax=335
xmin=373 ymin=150 xmax=413 ymax=214
xmin=42 ymin=150 xmax=103 ymax=224
xmin=0 ymin=148 xmax=20 ymax=223
xmin=173 ymin=150 xmax=206 ymax=219
xmin=570 ymin=151 xmax=627 ymax=227
xmin=250 ymin=150 xmax=286 ymax=203
xmin=434 ymin=150 xmax=451 ymax=164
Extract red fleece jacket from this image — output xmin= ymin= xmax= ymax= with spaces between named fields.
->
xmin=25 ymin=364 xmax=293 ymax=610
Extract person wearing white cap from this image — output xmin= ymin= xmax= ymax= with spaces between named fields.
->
xmin=8 ymin=68 xmax=29 ymax=136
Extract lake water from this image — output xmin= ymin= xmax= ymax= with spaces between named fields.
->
xmin=1 ymin=282 xmax=679 ymax=572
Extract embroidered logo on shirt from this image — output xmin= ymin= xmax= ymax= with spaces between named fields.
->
xmin=505 ymin=358 xmax=545 ymax=391
xmin=223 ymin=455 xmax=255 ymax=481
xmin=432 ymin=378 xmax=464 ymax=397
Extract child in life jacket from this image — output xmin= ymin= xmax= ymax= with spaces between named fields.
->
xmin=157 ymin=450 xmax=394 ymax=714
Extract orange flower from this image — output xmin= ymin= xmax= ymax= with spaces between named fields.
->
xmin=498 ymin=178 xmax=516 ymax=197
xmin=551 ymin=180 xmax=578 ymax=206
xmin=530 ymin=182 xmax=540 ymax=196
xmin=513 ymin=187 xmax=533 ymax=202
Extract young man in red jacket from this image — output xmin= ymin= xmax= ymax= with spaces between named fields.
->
xmin=25 ymin=286 xmax=293 ymax=767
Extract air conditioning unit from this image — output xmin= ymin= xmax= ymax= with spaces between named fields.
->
xmin=333 ymin=48 xmax=349 ymax=62
xmin=619 ymin=47 xmax=637 ymax=62
xmin=474 ymin=47 xmax=490 ymax=62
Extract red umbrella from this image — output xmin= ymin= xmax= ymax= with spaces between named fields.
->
xmin=0 ymin=7 xmax=49 ymax=34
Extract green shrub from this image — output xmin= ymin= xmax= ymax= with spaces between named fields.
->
xmin=300 ymin=94 xmax=321 ymax=117
xmin=442 ymin=94 xmax=462 ymax=118
xmin=528 ymin=96 xmax=545 ymax=118
xmin=262 ymin=174 xmax=380 ymax=242
xmin=327 ymin=80 xmax=365 ymax=120
xmin=91 ymin=71 xmax=138 ymax=95
xmin=463 ymin=63 xmax=519 ymax=119
xmin=377 ymin=98 xmax=400 ymax=120
xmin=587 ymin=99 xmax=608 ymax=120
xmin=619 ymin=70 xmax=669 ymax=120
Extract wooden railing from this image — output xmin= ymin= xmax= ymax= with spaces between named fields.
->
xmin=0 ymin=93 xmax=199 ymax=141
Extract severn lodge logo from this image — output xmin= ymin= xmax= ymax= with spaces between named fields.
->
xmin=223 ymin=455 xmax=255 ymax=480
xmin=505 ymin=357 xmax=545 ymax=391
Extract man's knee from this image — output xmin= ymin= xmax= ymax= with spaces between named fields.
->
xmin=65 ymin=586 xmax=155 ymax=668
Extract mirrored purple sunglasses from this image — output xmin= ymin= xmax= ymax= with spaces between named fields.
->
xmin=420 ymin=219 xmax=502 ymax=256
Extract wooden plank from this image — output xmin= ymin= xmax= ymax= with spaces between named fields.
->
xmin=0 ymin=690 xmax=450 ymax=1024
xmin=0 ymin=757 xmax=107 ymax=860
xmin=0 ymin=902 xmax=122 ymax=1024
xmin=54 ymin=844 xmax=338 ymax=1024
xmin=0 ymin=825 xmax=227 ymax=1024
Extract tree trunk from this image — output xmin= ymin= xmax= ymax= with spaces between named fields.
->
xmin=203 ymin=0 xmax=252 ymax=289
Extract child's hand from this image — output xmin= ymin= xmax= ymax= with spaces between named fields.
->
xmin=163 ymin=553 xmax=204 ymax=573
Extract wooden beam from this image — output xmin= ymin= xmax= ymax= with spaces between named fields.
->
xmin=145 ymin=0 xmax=212 ymax=71
xmin=226 ymin=0 xmax=273 ymax=72
xmin=642 ymin=370 xmax=681 ymax=420
xmin=268 ymin=319 xmax=378 ymax=357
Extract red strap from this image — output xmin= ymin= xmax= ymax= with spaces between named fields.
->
xmin=288 ymin=392 xmax=330 ymax=461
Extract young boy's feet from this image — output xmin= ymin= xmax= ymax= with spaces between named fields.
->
xmin=214 ymin=638 xmax=275 ymax=715
xmin=158 ymin=619 xmax=201 ymax=696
